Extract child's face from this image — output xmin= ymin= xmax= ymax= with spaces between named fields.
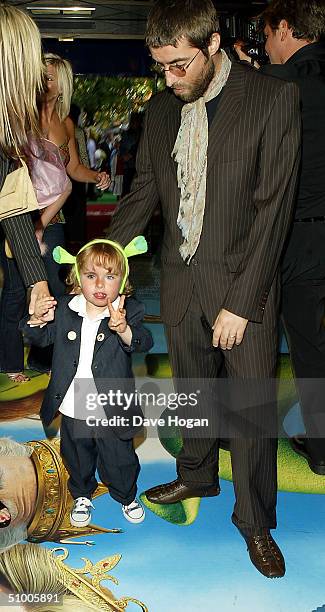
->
xmin=80 ymin=261 xmax=122 ymax=313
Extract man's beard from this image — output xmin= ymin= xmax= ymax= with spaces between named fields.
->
xmin=172 ymin=57 xmax=216 ymax=103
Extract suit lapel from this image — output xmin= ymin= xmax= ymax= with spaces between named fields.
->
xmin=207 ymin=62 xmax=246 ymax=176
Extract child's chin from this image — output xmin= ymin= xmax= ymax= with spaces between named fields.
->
xmin=89 ymin=298 xmax=107 ymax=308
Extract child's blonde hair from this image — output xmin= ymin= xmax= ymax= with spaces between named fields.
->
xmin=67 ymin=242 xmax=133 ymax=296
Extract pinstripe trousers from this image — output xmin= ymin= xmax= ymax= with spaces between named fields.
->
xmin=165 ymin=288 xmax=278 ymax=535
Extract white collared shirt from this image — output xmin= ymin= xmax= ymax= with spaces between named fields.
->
xmin=59 ymin=293 xmax=119 ymax=419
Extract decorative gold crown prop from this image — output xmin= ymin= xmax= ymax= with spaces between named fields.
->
xmin=27 ymin=438 xmax=122 ymax=543
xmin=52 ymin=547 xmax=148 ymax=611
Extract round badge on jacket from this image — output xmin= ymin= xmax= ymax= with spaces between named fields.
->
xmin=67 ymin=331 xmax=77 ymax=341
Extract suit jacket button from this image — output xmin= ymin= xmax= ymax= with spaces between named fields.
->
xmin=134 ymin=339 xmax=141 ymax=345
xmin=55 ymin=393 xmax=61 ymax=400
xmin=73 ymin=360 xmax=77 ymax=367
xmin=94 ymin=365 xmax=97 ymax=369
xmin=192 ymin=258 xmax=198 ymax=266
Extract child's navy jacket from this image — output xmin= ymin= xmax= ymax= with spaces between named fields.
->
xmin=20 ymin=294 xmax=153 ymax=440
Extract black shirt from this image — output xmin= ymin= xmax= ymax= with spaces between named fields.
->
xmin=206 ymin=91 xmax=223 ymax=128
xmin=262 ymin=43 xmax=325 ymax=219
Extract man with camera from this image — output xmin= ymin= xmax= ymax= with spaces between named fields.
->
xmin=260 ymin=1 xmax=325 ymax=475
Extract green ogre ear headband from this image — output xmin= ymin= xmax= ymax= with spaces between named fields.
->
xmin=52 ymin=236 xmax=148 ymax=293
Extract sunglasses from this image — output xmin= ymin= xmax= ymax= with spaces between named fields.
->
xmin=153 ymin=49 xmax=201 ymax=77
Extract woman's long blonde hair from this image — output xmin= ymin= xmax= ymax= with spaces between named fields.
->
xmin=0 ymin=5 xmax=44 ymax=156
xmin=44 ymin=53 xmax=73 ymax=122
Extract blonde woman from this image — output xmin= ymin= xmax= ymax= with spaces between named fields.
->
xmin=36 ymin=54 xmax=109 ymax=222
xmin=0 ymin=5 xmax=52 ymax=381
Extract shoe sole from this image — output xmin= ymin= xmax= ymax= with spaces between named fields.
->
xmin=290 ymin=439 xmax=325 ymax=475
xmin=70 ymin=516 xmax=92 ymax=527
xmin=122 ymin=512 xmax=145 ymax=524
xmin=146 ymin=486 xmax=220 ymax=505
xmin=249 ymin=553 xmax=285 ymax=578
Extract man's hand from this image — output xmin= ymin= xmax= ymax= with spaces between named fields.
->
xmin=107 ymin=295 xmax=127 ymax=334
xmin=233 ymin=41 xmax=252 ymax=63
xmin=212 ymin=308 xmax=249 ymax=350
xmin=233 ymin=41 xmax=260 ymax=68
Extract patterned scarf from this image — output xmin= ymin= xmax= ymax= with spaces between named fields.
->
xmin=172 ymin=49 xmax=232 ymax=263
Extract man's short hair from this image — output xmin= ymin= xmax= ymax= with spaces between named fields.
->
xmin=262 ymin=0 xmax=325 ymax=42
xmin=146 ymin=0 xmax=219 ymax=52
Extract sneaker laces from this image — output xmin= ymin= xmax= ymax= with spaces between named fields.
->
xmin=123 ymin=499 xmax=141 ymax=511
xmin=253 ymin=535 xmax=280 ymax=564
xmin=74 ymin=497 xmax=95 ymax=511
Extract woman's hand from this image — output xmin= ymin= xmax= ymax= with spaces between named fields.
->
xmin=95 ymin=171 xmax=111 ymax=191
xmin=28 ymin=295 xmax=57 ymax=325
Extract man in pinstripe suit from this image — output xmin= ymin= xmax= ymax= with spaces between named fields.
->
xmin=108 ymin=0 xmax=301 ymax=577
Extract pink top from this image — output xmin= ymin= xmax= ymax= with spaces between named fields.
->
xmin=28 ymin=137 xmax=71 ymax=209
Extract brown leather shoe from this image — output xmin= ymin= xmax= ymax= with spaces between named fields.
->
xmin=245 ymin=533 xmax=285 ymax=578
xmin=145 ymin=478 xmax=220 ymax=505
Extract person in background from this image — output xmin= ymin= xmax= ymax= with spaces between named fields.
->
xmin=235 ymin=0 xmax=325 ymax=476
xmin=63 ymin=103 xmax=89 ymax=249
xmin=98 ymin=131 xmax=113 ymax=175
xmin=86 ymin=129 xmax=98 ymax=201
xmin=0 ymin=4 xmax=54 ymax=382
xmin=86 ymin=129 xmax=97 ymax=170
xmin=120 ymin=112 xmax=144 ymax=197
xmin=109 ymin=137 xmax=124 ymax=198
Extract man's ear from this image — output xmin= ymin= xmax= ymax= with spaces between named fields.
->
xmin=208 ymin=32 xmax=221 ymax=56
xmin=279 ymin=19 xmax=290 ymax=41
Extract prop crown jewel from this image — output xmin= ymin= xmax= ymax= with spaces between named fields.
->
xmin=53 ymin=236 xmax=147 ymax=292
xmin=51 ymin=547 xmax=148 ymax=611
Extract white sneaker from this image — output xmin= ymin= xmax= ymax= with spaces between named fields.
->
xmin=122 ymin=498 xmax=145 ymax=524
xmin=70 ymin=497 xmax=94 ymax=527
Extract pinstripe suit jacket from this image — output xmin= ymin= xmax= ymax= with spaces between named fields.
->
xmin=0 ymin=149 xmax=46 ymax=286
xmin=109 ymin=61 xmax=301 ymax=326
